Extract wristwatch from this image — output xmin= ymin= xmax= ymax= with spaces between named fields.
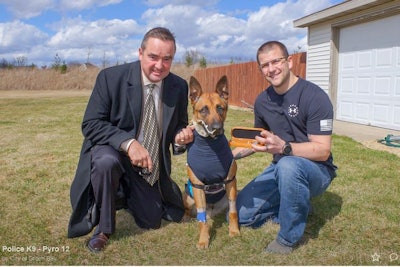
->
xmin=282 ymin=142 xmax=292 ymax=156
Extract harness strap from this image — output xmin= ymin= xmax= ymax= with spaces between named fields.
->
xmin=189 ymin=159 xmax=236 ymax=194
xmin=190 ymin=175 xmax=236 ymax=192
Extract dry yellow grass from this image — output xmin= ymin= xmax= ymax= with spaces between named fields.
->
xmin=0 ymin=67 xmax=99 ymax=91
xmin=0 ymin=63 xmax=196 ymax=91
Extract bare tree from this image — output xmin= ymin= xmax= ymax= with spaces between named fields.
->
xmin=15 ymin=56 xmax=27 ymax=67
xmin=102 ymin=51 xmax=110 ymax=69
xmin=87 ymin=46 xmax=92 ymax=64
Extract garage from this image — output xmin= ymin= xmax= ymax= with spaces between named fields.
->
xmin=337 ymin=13 xmax=400 ymax=130
xmin=294 ymin=0 xmax=400 ymax=132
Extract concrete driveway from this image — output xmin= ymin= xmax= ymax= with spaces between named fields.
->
xmin=334 ymin=120 xmax=400 ymax=157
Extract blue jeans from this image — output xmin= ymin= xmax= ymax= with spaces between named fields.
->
xmin=236 ymin=156 xmax=333 ymax=247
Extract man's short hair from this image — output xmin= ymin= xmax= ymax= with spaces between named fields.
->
xmin=141 ymin=27 xmax=176 ymax=53
xmin=256 ymin=41 xmax=289 ymax=65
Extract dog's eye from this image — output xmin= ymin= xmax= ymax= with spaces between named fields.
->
xmin=199 ymin=106 xmax=209 ymax=115
xmin=216 ymin=105 xmax=225 ymax=115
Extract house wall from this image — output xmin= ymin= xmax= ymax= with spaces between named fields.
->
xmin=305 ymin=22 xmax=332 ymax=95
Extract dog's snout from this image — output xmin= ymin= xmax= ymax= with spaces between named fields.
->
xmin=210 ymin=121 xmax=223 ymax=131
xmin=206 ymin=121 xmax=224 ymax=136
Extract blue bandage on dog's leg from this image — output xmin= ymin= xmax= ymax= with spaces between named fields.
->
xmin=197 ymin=209 xmax=206 ymax=222
xmin=197 ymin=212 xmax=206 ymax=222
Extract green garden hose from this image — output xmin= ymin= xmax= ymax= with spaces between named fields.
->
xmin=378 ymin=134 xmax=400 ymax=148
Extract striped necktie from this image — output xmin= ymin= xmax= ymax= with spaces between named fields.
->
xmin=141 ymin=84 xmax=160 ymax=186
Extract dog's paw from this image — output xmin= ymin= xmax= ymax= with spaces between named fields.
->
xmin=196 ymin=240 xmax=210 ymax=249
xmin=228 ymin=225 xmax=241 ymax=237
xmin=228 ymin=212 xmax=241 ymax=237
xmin=197 ymin=222 xmax=210 ymax=249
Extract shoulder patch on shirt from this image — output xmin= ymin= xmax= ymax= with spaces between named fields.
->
xmin=320 ymin=119 xmax=333 ymax=132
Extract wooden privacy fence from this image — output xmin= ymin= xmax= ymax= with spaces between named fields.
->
xmin=193 ymin=52 xmax=306 ymax=109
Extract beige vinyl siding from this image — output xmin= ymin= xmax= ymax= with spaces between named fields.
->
xmin=304 ymin=23 xmax=332 ymax=94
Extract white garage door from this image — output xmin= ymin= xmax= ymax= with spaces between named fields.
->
xmin=337 ymin=14 xmax=400 ymax=131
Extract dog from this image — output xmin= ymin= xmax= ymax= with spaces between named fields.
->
xmin=183 ymin=75 xmax=240 ymax=249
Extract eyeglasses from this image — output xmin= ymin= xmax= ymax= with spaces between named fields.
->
xmin=259 ymin=57 xmax=287 ymax=70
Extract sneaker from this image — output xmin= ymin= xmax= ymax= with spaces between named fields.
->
xmin=264 ymin=239 xmax=293 ymax=254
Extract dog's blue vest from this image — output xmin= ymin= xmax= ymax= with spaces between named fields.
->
xmin=187 ymin=130 xmax=233 ymax=183
xmin=186 ymin=130 xmax=233 ymax=203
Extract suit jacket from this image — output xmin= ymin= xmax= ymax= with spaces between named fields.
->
xmin=68 ymin=61 xmax=188 ymax=238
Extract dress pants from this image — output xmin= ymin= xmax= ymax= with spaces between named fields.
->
xmin=90 ymin=145 xmax=163 ymax=235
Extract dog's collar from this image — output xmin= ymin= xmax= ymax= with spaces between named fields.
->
xmin=192 ymin=120 xmax=218 ymax=138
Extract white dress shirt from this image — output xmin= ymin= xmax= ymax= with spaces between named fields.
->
xmin=120 ymin=72 xmax=163 ymax=153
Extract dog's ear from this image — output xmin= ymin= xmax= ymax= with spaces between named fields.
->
xmin=189 ymin=76 xmax=203 ymax=104
xmin=215 ymin=75 xmax=229 ymax=101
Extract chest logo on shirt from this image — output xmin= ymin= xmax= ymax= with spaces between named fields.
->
xmin=287 ymin=104 xmax=299 ymax=117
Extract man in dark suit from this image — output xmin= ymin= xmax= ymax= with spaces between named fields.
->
xmin=67 ymin=27 xmax=194 ymax=252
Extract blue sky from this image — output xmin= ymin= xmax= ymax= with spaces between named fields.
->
xmin=0 ymin=0 xmax=342 ymax=67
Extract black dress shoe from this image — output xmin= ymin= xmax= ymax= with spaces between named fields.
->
xmin=87 ymin=232 xmax=109 ymax=253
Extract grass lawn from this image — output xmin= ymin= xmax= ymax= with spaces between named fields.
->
xmin=0 ymin=93 xmax=399 ymax=265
